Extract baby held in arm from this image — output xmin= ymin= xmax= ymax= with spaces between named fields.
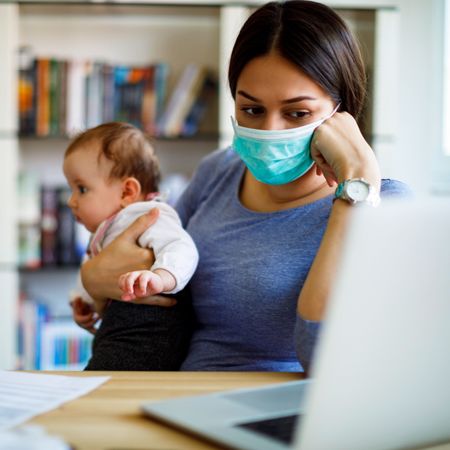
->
xmin=63 ymin=122 xmax=198 ymax=371
xmin=76 ymin=0 xmax=412 ymax=373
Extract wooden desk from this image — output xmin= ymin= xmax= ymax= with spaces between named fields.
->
xmin=28 ymin=371 xmax=301 ymax=450
xmin=27 ymin=371 xmax=450 ymax=450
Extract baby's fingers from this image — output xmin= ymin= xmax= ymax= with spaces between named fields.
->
xmin=121 ymin=291 xmax=137 ymax=301
xmin=137 ymin=272 xmax=153 ymax=295
xmin=122 ymin=271 xmax=141 ymax=295
xmin=118 ymin=272 xmax=135 ymax=293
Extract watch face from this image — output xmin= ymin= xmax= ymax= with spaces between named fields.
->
xmin=347 ymin=180 xmax=370 ymax=201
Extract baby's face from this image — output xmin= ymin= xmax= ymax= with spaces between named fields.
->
xmin=63 ymin=146 xmax=124 ymax=233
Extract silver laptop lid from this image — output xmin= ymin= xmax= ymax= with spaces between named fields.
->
xmin=297 ymin=198 xmax=450 ymax=450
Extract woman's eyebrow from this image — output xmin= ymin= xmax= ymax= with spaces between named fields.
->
xmin=237 ymin=90 xmax=261 ymax=102
xmin=281 ymin=95 xmax=317 ymax=104
xmin=237 ymin=90 xmax=317 ymax=104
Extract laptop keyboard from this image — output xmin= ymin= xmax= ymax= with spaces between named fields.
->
xmin=236 ymin=414 xmax=300 ymax=445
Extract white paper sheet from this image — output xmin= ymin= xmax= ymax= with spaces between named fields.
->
xmin=0 ymin=370 xmax=109 ymax=430
xmin=0 ymin=425 xmax=70 ymax=450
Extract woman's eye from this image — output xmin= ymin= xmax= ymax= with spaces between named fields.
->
xmin=241 ymin=106 xmax=265 ymax=116
xmin=287 ymin=111 xmax=310 ymax=119
xmin=78 ymin=185 xmax=87 ymax=194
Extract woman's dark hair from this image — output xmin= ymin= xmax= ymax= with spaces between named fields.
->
xmin=228 ymin=0 xmax=367 ymax=119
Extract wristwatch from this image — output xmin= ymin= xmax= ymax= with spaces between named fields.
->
xmin=334 ymin=178 xmax=380 ymax=207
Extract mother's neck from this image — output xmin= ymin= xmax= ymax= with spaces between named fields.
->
xmin=239 ymin=167 xmax=335 ymax=213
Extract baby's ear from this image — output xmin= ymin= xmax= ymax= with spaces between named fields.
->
xmin=120 ymin=177 xmax=142 ymax=208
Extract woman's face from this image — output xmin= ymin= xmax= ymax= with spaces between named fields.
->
xmin=235 ymin=51 xmax=335 ymax=131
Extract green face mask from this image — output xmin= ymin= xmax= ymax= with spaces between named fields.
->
xmin=231 ymin=106 xmax=338 ymax=185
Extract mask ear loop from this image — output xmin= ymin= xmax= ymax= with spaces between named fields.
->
xmin=324 ymin=103 xmax=341 ymax=121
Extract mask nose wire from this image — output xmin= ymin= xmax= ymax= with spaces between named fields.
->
xmin=231 ymin=102 xmax=341 ymax=133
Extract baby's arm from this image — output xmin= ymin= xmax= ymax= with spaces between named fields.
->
xmin=118 ymin=268 xmax=176 ymax=301
xmin=70 ymin=296 xmax=99 ymax=335
xmin=106 ymin=201 xmax=198 ymax=297
xmin=137 ymin=202 xmax=199 ymax=294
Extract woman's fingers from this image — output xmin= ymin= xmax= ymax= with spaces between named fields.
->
xmin=118 ymin=273 xmax=127 ymax=293
xmin=81 ymin=210 xmax=158 ymax=301
xmin=310 ymin=111 xmax=380 ymax=188
xmin=118 ymin=208 xmax=160 ymax=243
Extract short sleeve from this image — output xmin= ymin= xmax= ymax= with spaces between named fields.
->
xmin=294 ymin=315 xmax=322 ymax=373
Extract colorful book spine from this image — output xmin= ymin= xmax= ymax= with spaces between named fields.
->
xmin=36 ymin=58 xmax=50 ymax=136
xmin=56 ymin=187 xmax=80 ymax=266
xmin=157 ymin=63 xmax=202 ymax=137
xmin=40 ymin=186 xmax=58 ymax=266
xmin=18 ymin=57 xmax=37 ymax=135
xmin=49 ymin=58 xmax=60 ymax=136
xmin=182 ymin=71 xmax=218 ymax=136
xmin=66 ymin=59 xmax=87 ymax=136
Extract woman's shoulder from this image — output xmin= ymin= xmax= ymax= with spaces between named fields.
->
xmin=380 ymin=179 xmax=414 ymax=198
xmin=197 ymin=146 xmax=241 ymax=174
xmin=189 ymin=147 xmax=242 ymax=191
xmin=175 ymin=147 xmax=242 ymax=223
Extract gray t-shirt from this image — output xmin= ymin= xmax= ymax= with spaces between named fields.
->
xmin=176 ymin=147 xmax=411 ymax=371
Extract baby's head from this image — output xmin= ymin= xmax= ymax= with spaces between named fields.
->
xmin=63 ymin=122 xmax=160 ymax=233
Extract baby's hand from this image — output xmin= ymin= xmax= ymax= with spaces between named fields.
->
xmin=70 ymin=297 xmax=99 ymax=335
xmin=118 ymin=270 xmax=164 ymax=301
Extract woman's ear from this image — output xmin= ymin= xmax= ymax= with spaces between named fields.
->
xmin=120 ymin=177 xmax=142 ymax=208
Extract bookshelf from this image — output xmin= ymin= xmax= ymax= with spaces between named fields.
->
xmin=0 ymin=0 xmax=444 ymax=370
xmin=1 ymin=0 xmax=247 ymax=370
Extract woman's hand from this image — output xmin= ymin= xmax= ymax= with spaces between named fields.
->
xmin=310 ymin=111 xmax=381 ymax=190
xmin=80 ymin=208 xmax=177 ymax=308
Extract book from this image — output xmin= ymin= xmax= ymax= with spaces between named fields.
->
xmin=18 ymin=51 xmax=37 ymax=135
xmin=102 ymin=63 xmax=115 ymax=123
xmin=182 ymin=71 xmax=218 ymax=136
xmin=114 ymin=65 xmax=147 ymax=128
xmin=36 ymin=58 xmax=50 ymax=136
xmin=58 ymin=60 xmax=69 ymax=136
xmin=157 ymin=63 xmax=206 ymax=137
xmin=141 ymin=66 xmax=156 ymax=134
xmin=66 ymin=59 xmax=87 ymax=136
xmin=154 ymin=63 xmax=169 ymax=127
xmin=56 ymin=187 xmax=80 ymax=266
xmin=17 ymin=298 xmax=49 ymax=370
xmin=49 ymin=58 xmax=60 ymax=136
xmin=85 ymin=61 xmax=103 ymax=129
xmin=40 ymin=186 xmax=58 ymax=266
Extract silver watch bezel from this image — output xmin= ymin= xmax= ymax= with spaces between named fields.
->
xmin=335 ymin=178 xmax=380 ymax=207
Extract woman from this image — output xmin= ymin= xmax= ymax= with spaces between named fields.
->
xmin=79 ymin=0 xmax=410 ymax=372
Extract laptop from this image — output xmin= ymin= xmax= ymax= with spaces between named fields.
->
xmin=142 ymin=198 xmax=450 ymax=450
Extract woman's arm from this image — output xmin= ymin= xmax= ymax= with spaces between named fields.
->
xmin=80 ymin=208 xmax=176 ymax=308
xmin=297 ymin=112 xmax=381 ymax=321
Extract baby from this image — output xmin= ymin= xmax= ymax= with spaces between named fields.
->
xmin=63 ymin=122 xmax=198 ymax=370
